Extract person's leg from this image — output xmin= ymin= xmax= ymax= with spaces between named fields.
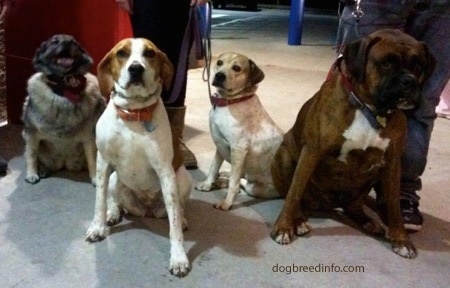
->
xmin=336 ymin=0 xmax=410 ymax=52
xmin=399 ymin=1 xmax=450 ymax=231
xmin=130 ymin=0 xmax=198 ymax=169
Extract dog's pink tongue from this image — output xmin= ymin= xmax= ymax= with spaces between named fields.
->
xmin=64 ymin=90 xmax=81 ymax=104
xmin=57 ymin=58 xmax=74 ymax=67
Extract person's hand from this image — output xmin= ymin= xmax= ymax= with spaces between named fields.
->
xmin=116 ymin=0 xmax=133 ymax=14
xmin=0 ymin=0 xmax=12 ymax=20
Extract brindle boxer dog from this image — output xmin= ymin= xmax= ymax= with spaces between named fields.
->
xmin=270 ymin=29 xmax=435 ymax=259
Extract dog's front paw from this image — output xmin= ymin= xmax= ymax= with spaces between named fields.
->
xmin=271 ymin=218 xmax=311 ymax=245
xmin=106 ymin=209 xmax=123 ymax=226
xmin=86 ymin=220 xmax=107 ymax=242
xmin=170 ymin=252 xmax=190 ymax=277
xmin=25 ymin=174 xmax=40 ymax=184
xmin=295 ymin=221 xmax=312 ymax=236
xmin=271 ymin=226 xmax=293 ymax=245
xmin=195 ymin=181 xmax=213 ymax=192
xmin=391 ymin=239 xmax=417 ymax=259
xmin=213 ymin=200 xmax=232 ymax=211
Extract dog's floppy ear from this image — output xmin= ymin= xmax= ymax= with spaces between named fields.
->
xmin=97 ymin=50 xmax=116 ymax=98
xmin=249 ymin=59 xmax=265 ymax=86
xmin=157 ymin=50 xmax=174 ymax=91
xmin=343 ymin=36 xmax=381 ymax=83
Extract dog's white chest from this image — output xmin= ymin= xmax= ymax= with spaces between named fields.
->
xmin=209 ymin=107 xmax=240 ymax=140
xmin=209 ymin=103 xmax=274 ymax=146
xmin=338 ymin=110 xmax=390 ymax=162
xmin=208 ymin=100 xmax=283 ymax=168
xmin=96 ymin=104 xmax=171 ymax=191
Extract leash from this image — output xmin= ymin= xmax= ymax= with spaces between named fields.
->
xmin=167 ymin=0 xmax=212 ymax=104
xmin=201 ymin=1 xmax=213 ymax=99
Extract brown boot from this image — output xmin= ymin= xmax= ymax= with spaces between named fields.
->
xmin=165 ymin=106 xmax=198 ymax=170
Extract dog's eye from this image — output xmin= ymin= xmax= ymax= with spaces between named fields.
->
xmin=144 ymin=49 xmax=156 ymax=58
xmin=232 ymin=65 xmax=241 ymax=72
xmin=117 ymin=50 xmax=128 ymax=58
xmin=217 ymin=60 xmax=223 ymax=66
xmin=380 ymin=54 xmax=400 ymax=71
xmin=380 ymin=60 xmax=393 ymax=70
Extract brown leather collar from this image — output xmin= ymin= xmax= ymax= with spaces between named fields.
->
xmin=210 ymin=93 xmax=254 ymax=108
xmin=115 ymin=101 xmax=158 ymax=122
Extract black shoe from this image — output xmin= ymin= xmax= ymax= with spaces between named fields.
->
xmin=375 ymin=192 xmax=423 ymax=232
xmin=0 ymin=156 xmax=7 ymax=175
xmin=400 ymin=196 xmax=423 ymax=232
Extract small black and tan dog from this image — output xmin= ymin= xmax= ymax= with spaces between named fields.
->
xmin=22 ymin=34 xmax=105 ymax=185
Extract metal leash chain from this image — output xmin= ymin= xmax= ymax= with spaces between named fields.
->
xmin=352 ymin=0 xmax=364 ymax=38
xmin=352 ymin=0 xmax=364 ymax=21
xmin=337 ymin=1 xmax=365 ymax=45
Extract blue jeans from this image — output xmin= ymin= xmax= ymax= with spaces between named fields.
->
xmin=336 ymin=0 xmax=450 ymax=198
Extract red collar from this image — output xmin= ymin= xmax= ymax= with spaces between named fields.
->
xmin=115 ymin=101 xmax=158 ymax=122
xmin=210 ymin=93 xmax=254 ymax=108
xmin=44 ymin=74 xmax=87 ymax=104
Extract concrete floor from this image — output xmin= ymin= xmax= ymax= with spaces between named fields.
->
xmin=1 ymin=6 xmax=449 ymax=288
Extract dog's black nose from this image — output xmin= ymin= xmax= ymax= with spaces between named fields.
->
xmin=213 ymin=72 xmax=226 ymax=86
xmin=128 ymin=62 xmax=145 ymax=77
xmin=400 ymin=73 xmax=418 ymax=90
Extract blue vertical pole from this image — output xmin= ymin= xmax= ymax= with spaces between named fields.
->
xmin=288 ymin=0 xmax=305 ymax=45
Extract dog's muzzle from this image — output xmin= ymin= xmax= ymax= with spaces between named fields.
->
xmin=50 ymin=43 xmax=88 ymax=74
xmin=396 ymin=73 xmax=420 ymax=109
xmin=376 ymin=72 xmax=421 ymax=113
xmin=212 ymin=72 xmax=226 ymax=88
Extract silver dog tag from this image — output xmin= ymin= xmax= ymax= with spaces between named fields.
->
xmin=143 ymin=121 xmax=156 ymax=132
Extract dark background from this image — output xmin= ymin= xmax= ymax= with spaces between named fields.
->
xmin=267 ymin=0 xmax=339 ymax=10
xmin=225 ymin=0 xmax=340 ymax=10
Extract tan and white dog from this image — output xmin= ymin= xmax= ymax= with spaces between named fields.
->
xmin=195 ymin=52 xmax=283 ymax=210
xmin=85 ymin=38 xmax=192 ymax=277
